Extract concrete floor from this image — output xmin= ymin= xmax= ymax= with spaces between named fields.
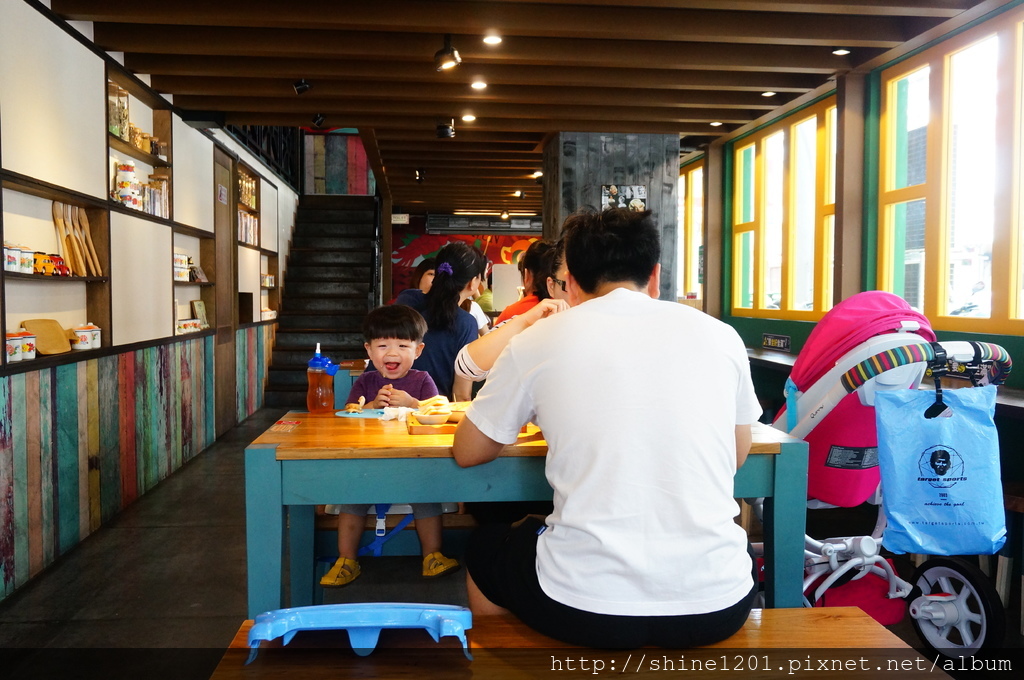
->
xmin=0 ymin=406 xmax=1019 ymax=679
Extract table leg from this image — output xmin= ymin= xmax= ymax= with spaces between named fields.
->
xmin=763 ymin=440 xmax=808 ymax=608
xmin=246 ymin=445 xmax=284 ymax=619
xmin=289 ymin=504 xmax=316 ymax=608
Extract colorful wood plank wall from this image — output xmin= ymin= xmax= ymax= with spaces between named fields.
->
xmin=235 ymin=324 xmax=275 ymax=422
xmin=0 ymin=336 xmax=216 ymax=601
xmin=304 ymin=134 xmax=375 ymax=195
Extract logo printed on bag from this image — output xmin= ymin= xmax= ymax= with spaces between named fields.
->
xmin=916 ymin=445 xmax=965 ymax=488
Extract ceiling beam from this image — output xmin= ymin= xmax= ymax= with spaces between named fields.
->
xmin=130 ymin=55 xmax=827 ymax=92
xmin=92 ymin=25 xmax=868 ymax=71
xmin=61 ymin=1 xmax=921 ymax=45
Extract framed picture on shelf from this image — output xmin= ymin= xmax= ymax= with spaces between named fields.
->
xmin=191 ymin=300 xmax=209 ymax=329
xmin=189 ymin=262 xmax=209 ymax=283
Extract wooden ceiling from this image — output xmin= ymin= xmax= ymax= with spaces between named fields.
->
xmin=52 ymin=0 xmax=987 ymax=215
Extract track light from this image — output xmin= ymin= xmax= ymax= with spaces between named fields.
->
xmin=500 ymin=210 xmax=509 ymax=220
xmin=832 ymin=48 xmax=851 ymax=56
xmin=436 ymin=118 xmax=455 ymax=138
xmin=415 ymin=169 xmax=424 ymax=183
xmin=293 ymin=79 xmax=312 ymax=95
xmin=434 ymin=34 xmax=462 ymax=71
xmin=312 ymin=113 xmax=326 ymax=127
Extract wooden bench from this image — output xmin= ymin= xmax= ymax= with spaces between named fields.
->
xmin=210 ymin=607 xmax=951 ymax=679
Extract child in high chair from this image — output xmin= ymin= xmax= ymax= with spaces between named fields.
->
xmin=320 ymin=304 xmax=460 ymax=587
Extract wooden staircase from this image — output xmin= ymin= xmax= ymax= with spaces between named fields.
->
xmin=265 ymin=195 xmax=379 ymax=407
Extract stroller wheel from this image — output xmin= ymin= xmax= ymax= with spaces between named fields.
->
xmin=907 ymin=556 xmax=1005 ymax=658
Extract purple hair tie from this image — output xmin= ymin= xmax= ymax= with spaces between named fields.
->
xmin=436 ymin=262 xmax=454 ymax=275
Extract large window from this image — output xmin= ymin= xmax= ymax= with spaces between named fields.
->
xmin=677 ymin=160 xmax=704 ymax=299
xmin=729 ymin=98 xmax=836 ymax=319
xmin=878 ymin=11 xmax=1024 ymax=334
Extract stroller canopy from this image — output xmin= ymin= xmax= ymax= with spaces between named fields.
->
xmin=790 ymin=291 xmax=935 ymax=392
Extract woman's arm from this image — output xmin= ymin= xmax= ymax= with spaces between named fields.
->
xmin=455 ymin=298 xmax=569 ymax=381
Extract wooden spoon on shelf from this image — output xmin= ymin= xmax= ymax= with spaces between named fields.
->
xmin=76 ymin=208 xmax=103 ymax=277
xmin=50 ymin=201 xmax=67 ymax=264
xmin=62 ymin=203 xmax=87 ymax=276
xmin=71 ymin=207 xmax=98 ymax=276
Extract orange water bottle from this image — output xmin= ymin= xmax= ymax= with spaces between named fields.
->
xmin=306 ymin=343 xmax=338 ymax=413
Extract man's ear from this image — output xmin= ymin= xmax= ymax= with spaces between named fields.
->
xmin=566 ymin=272 xmax=583 ymax=306
xmin=646 ymin=263 xmax=662 ymax=298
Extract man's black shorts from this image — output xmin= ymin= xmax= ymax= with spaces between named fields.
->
xmin=464 ymin=516 xmax=757 ymax=648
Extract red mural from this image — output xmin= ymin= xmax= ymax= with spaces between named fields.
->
xmin=391 ymin=231 xmax=538 ymax=294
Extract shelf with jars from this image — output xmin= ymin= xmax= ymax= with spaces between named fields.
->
xmin=106 ymin=66 xmax=173 ymax=221
xmin=237 ymin=164 xmax=260 ymax=247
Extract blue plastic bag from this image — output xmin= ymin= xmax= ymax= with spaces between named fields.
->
xmin=875 ymin=385 xmax=1006 ymax=555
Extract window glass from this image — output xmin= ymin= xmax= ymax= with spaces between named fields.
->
xmin=762 ymin=132 xmax=785 ymax=309
xmin=792 ymin=118 xmax=817 ymax=310
xmin=736 ymin=144 xmax=755 ymax=224
xmin=827 ymin=106 xmax=837 ymax=205
xmin=946 ymin=36 xmax=996 ymax=318
xmin=888 ymin=199 xmax=927 ymax=311
xmin=891 ymin=67 xmax=930 ymax=191
xmin=688 ymin=167 xmax=704 ymax=298
xmin=735 ymin=231 xmax=754 ymax=308
xmin=677 ymin=174 xmax=687 ymax=298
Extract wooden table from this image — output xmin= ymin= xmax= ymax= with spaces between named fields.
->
xmin=245 ymin=413 xmax=808 ymax=618
xmin=211 ymin=608 xmax=951 ymax=679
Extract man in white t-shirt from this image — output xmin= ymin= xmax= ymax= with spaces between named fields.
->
xmin=453 ymin=208 xmax=762 ymax=648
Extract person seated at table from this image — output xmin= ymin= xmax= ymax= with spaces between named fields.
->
xmin=321 ymin=305 xmax=460 ymax=587
xmin=476 ymin=270 xmax=494 ymax=312
xmin=452 ymin=208 xmax=762 ymax=648
xmin=392 ymin=241 xmax=485 ymax=400
xmin=493 ymin=239 xmax=554 ymax=325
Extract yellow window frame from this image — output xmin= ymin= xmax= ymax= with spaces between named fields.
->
xmin=678 ymin=159 xmax=704 ymax=299
xmin=729 ymin=97 xmax=836 ymax=320
xmin=878 ymin=8 xmax=1024 ymax=335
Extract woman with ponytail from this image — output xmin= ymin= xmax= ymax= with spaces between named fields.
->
xmin=393 ymin=241 xmax=485 ymax=400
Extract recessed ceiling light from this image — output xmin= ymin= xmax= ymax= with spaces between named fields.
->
xmin=832 ymin=48 xmax=851 ymax=56
xmin=761 ymin=91 xmax=777 ymax=97
xmin=471 ymin=80 xmax=487 ymax=90
xmin=709 ymin=121 xmax=723 ymax=127
xmin=483 ymin=35 xmax=502 ymax=45
xmin=461 ymin=114 xmax=476 ymax=122
xmin=512 ymin=190 xmax=522 ymax=197
xmin=500 ymin=209 xmax=509 ymax=219
xmin=531 ymin=171 xmax=543 ymax=178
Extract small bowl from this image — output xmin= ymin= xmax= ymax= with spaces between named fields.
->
xmin=413 ymin=411 xmax=451 ymax=425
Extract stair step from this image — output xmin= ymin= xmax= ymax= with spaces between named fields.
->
xmin=290 ymin=235 xmax=375 ymax=250
xmin=296 ymin=208 xmax=376 ymax=222
xmin=286 ymin=265 xmax=373 ymax=282
xmin=287 ymin=250 xmax=373 ymax=266
xmin=287 ymin=281 xmax=370 ymax=296
xmin=273 ymin=347 xmax=366 ymax=366
xmin=299 ymin=195 xmax=377 ymax=210
xmin=275 ymin=330 xmax=362 ymax=346
xmin=294 ymin=220 xmax=375 ymax=236
xmin=264 ymin=388 xmax=305 ymax=408
xmin=277 ymin=313 xmax=365 ymax=330
xmin=280 ymin=296 xmax=367 ymax=313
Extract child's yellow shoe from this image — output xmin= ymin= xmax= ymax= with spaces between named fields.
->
xmin=320 ymin=557 xmax=361 ymax=588
xmin=422 ymin=552 xmax=460 ymax=578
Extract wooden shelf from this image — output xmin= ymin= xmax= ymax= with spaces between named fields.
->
xmin=3 ymin=271 xmax=108 ymax=283
xmin=174 ymin=280 xmax=215 ymax=287
xmin=1 ymin=170 xmax=107 ymax=208
xmin=238 ymin=202 xmax=258 ymax=214
xmin=238 ymin=241 xmax=261 ymax=251
xmin=108 ymin=133 xmax=171 ymax=168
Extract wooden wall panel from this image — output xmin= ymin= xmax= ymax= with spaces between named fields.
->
xmin=0 ymin=335 xmax=217 ymax=603
xmin=542 ymin=132 xmax=680 ymax=299
xmin=235 ymin=324 xmax=274 ymax=422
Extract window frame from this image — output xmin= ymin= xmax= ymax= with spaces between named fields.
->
xmin=877 ymin=13 xmax=1021 ymax=334
xmin=678 ymin=158 xmax=704 ymax=300
xmin=727 ymin=96 xmax=837 ymax=320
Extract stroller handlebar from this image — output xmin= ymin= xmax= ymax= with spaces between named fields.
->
xmin=840 ymin=341 xmax=1011 ymax=394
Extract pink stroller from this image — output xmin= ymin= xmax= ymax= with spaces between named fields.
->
xmin=763 ymin=291 xmax=1012 ymax=657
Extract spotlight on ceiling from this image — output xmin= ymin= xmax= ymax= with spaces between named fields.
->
xmin=531 ymin=171 xmax=543 ymax=178
xmin=312 ymin=113 xmax=326 ymax=127
xmin=471 ymin=80 xmax=487 ymax=90
xmin=293 ymin=79 xmax=312 ymax=95
xmin=500 ymin=209 xmax=510 ymax=220
xmin=483 ymin=34 xmax=502 ymax=45
xmin=709 ymin=121 xmax=723 ymax=127
xmin=436 ymin=118 xmax=456 ymax=138
xmin=761 ymin=91 xmax=777 ymax=97
xmin=434 ymin=34 xmax=462 ymax=71
xmin=513 ymin=190 xmax=525 ymax=198
xmin=415 ymin=169 xmax=424 ymax=183
xmin=832 ymin=47 xmax=851 ymax=56
xmin=461 ymin=114 xmax=476 ymax=122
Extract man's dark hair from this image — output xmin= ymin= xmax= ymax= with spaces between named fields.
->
xmin=363 ymin=304 xmax=428 ymax=343
xmin=561 ymin=208 xmax=660 ymax=294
